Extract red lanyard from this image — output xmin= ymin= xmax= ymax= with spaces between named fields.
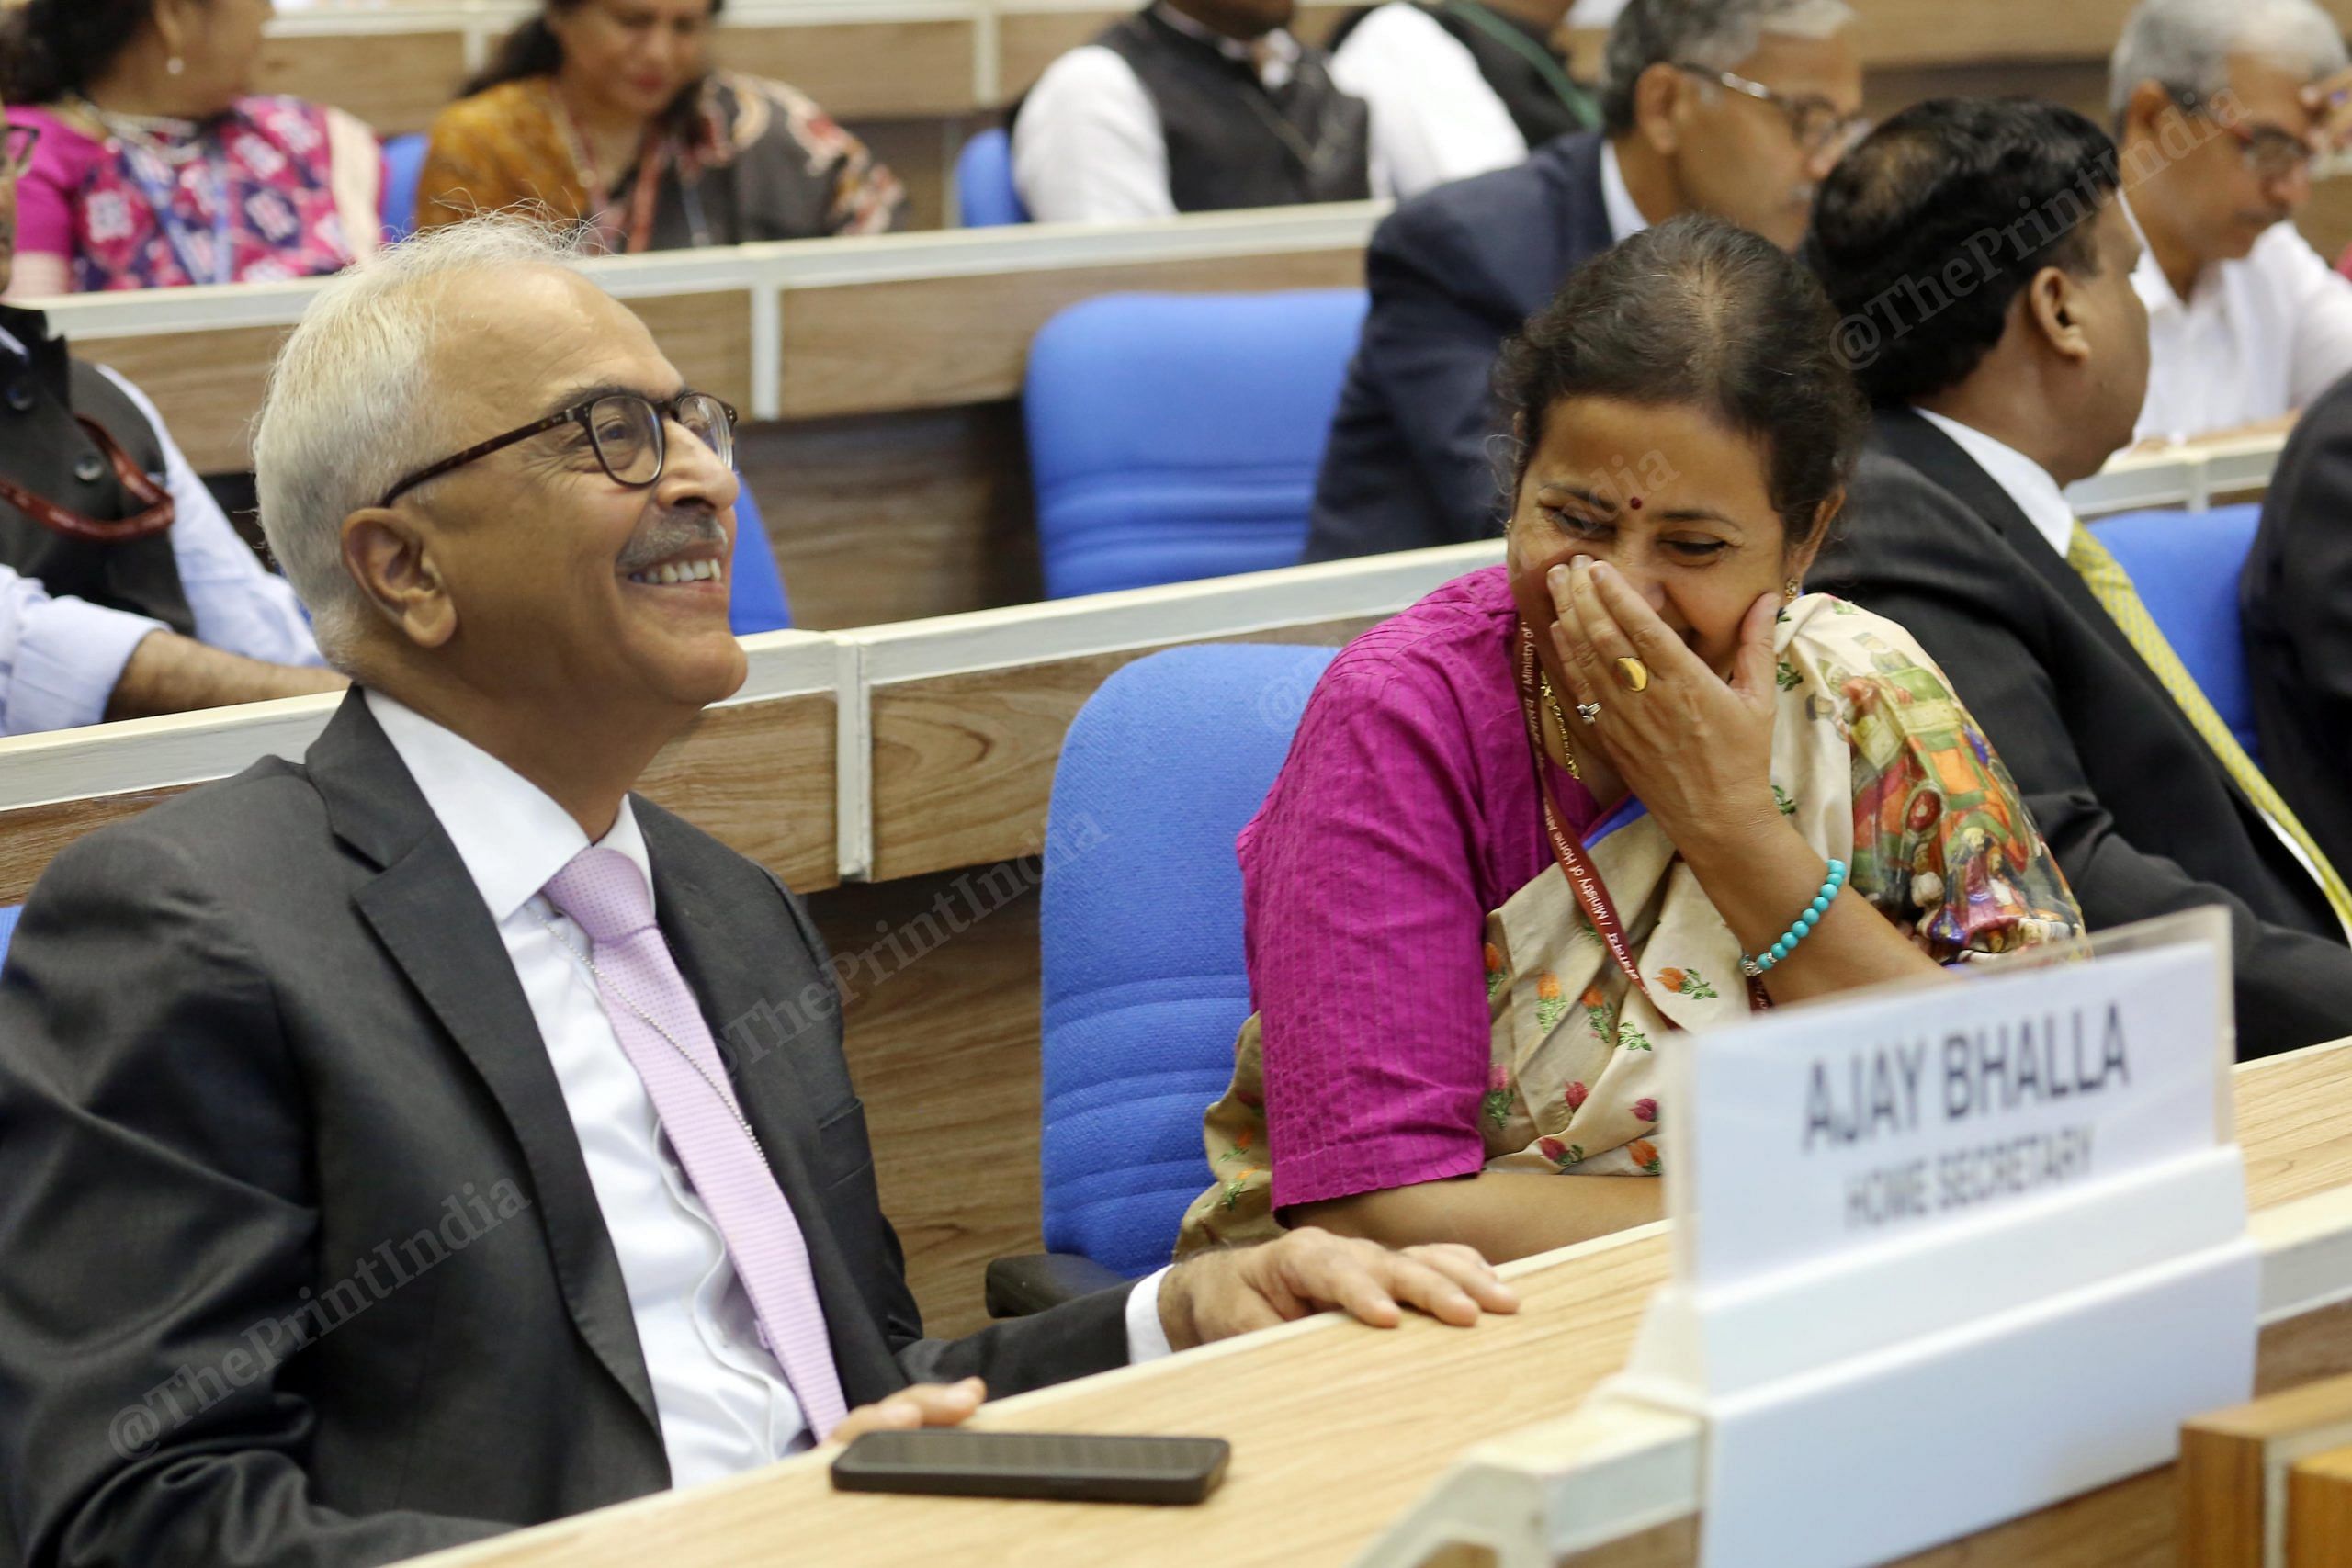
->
xmin=1514 ymin=621 xmax=1674 ymax=1021
xmin=0 ymin=418 xmax=175 ymax=542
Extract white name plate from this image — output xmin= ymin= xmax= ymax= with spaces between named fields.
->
xmin=1672 ymin=941 xmax=2230 ymax=1292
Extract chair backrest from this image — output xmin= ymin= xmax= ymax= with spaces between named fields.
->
xmin=2088 ymin=504 xmax=2262 ymax=760
xmin=1038 ymin=642 xmax=1339 ymax=1276
xmin=729 ymin=478 xmax=793 ymax=635
xmin=1024 ymin=289 xmax=1370 ymax=599
xmin=380 ymin=133 xmax=429 ymax=243
xmin=955 ymin=129 xmax=1029 ymax=228
xmin=0 ymin=904 xmax=17 ymax=961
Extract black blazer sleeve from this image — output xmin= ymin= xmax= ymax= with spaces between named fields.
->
xmin=1349 ymin=199 xmax=1521 ymax=546
xmin=1819 ymin=474 xmax=2352 ymax=1055
xmin=2245 ymin=382 xmax=2352 ymax=860
xmin=0 ymin=829 xmax=509 ymax=1568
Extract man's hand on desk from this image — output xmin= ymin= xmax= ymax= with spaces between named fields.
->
xmin=1156 ymin=1228 xmax=1520 ymax=1351
xmin=829 ymin=1377 xmax=989 ymax=1444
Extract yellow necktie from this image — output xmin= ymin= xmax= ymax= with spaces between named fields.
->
xmin=2068 ymin=521 xmax=2352 ymax=931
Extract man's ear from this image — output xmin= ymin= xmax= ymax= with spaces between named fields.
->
xmin=1631 ymin=61 xmax=1690 ymax=155
xmin=2023 ymin=265 xmax=2093 ymax=367
xmin=341 ymin=508 xmax=458 ymax=650
xmin=2124 ymin=78 xmax=2182 ymax=153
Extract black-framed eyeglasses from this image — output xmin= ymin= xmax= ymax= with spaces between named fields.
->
xmin=2174 ymin=89 xmax=2318 ymax=185
xmin=1674 ymin=64 xmax=1871 ymax=162
xmin=3 ymin=123 xmax=40 ymax=180
xmin=379 ymin=389 xmax=738 ymax=508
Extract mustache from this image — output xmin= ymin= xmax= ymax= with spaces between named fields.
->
xmin=616 ymin=509 xmax=729 ymax=573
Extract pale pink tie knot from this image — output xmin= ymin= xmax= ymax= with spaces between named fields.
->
xmin=543 ymin=847 xmax=660 ymax=944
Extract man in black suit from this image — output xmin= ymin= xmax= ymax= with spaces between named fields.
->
xmin=1804 ymin=97 xmax=2352 ymax=1055
xmin=0 ymin=218 xmax=1518 ymax=1568
xmin=1301 ymin=0 xmax=1865 ymax=563
xmin=2241 ymin=369 xmax=2352 ymax=879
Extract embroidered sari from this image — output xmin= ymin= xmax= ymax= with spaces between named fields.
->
xmin=1176 ymin=592 xmax=2083 ymax=1255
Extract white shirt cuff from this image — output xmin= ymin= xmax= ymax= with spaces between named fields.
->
xmin=1125 ymin=1266 xmax=1177 ymax=1364
xmin=8 ymin=595 xmax=163 ymax=736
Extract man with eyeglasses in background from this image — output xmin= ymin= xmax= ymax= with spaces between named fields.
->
xmin=1301 ymin=0 xmax=1865 ymax=564
xmin=2111 ymin=0 xmax=2352 ymax=445
xmin=0 ymin=106 xmax=341 ymax=735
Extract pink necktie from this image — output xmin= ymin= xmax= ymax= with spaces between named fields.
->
xmin=543 ymin=847 xmax=850 ymax=1440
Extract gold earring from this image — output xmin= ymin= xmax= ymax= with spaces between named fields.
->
xmin=1784 ymin=579 xmax=1802 ymax=603
xmin=166 ymin=55 xmax=185 ymax=76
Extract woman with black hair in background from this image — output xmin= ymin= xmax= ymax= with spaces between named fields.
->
xmin=416 ymin=0 xmax=904 ymax=250
xmin=1 ymin=0 xmax=380 ymax=296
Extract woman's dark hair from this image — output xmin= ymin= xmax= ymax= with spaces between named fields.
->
xmin=1803 ymin=97 xmax=2122 ymax=409
xmin=463 ymin=0 xmax=727 ymax=98
xmin=1 ymin=0 xmax=156 ymax=104
xmin=1496 ymin=212 xmax=1867 ymax=553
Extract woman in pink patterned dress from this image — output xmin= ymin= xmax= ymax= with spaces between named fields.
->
xmin=0 ymin=0 xmax=379 ymax=297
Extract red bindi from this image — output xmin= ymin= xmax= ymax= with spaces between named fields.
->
xmin=1628 ymin=495 xmax=1644 ymax=510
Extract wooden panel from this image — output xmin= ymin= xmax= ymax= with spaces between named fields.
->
xmin=997 ymin=9 xmax=1125 ymax=102
xmin=81 ymin=324 xmax=290 ymax=475
xmin=720 ymin=20 xmax=978 ymax=118
xmin=812 ymin=861 xmax=1046 ymax=1339
xmin=1849 ymin=0 xmax=2135 ymax=67
xmin=637 ymin=693 xmax=838 ymax=891
xmin=393 ymin=1043 xmax=2352 ymax=1568
xmin=866 ymin=617 xmax=1374 ymax=882
xmin=847 ymin=118 xmax=954 ymax=233
xmin=736 ymin=404 xmax=1042 ymax=631
xmin=254 ymin=30 xmax=468 ymax=137
xmin=0 ymin=785 xmax=198 ymax=906
xmin=777 ymin=248 xmax=1368 ymax=419
xmin=2290 ymin=1445 xmax=2352 ymax=1568
xmin=2181 ymin=1371 xmax=2352 ymax=1568
xmin=621 ymin=290 xmax=757 ymax=414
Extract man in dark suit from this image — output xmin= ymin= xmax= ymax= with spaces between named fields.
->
xmin=1301 ymin=0 xmax=1865 ymax=563
xmin=2241 ymin=368 xmax=2352 ymax=879
xmin=1804 ymin=97 xmax=2352 ymax=1056
xmin=0 ymin=218 xmax=1518 ymax=1568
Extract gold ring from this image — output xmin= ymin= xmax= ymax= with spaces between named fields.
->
xmin=1614 ymin=657 xmax=1651 ymax=693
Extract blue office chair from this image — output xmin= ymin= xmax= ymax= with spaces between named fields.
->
xmin=2089 ymin=504 xmax=2263 ymax=761
xmin=986 ymin=643 xmax=1340 ymax=1313
xmin=0 ymin=904 xmax=17 ymax=964
xmin=729 ymin=479 xmax=793 ymax=635
xmin=1023 ymin=289 xmax=1370 ymax=598
xmin=380 ymin=133 xmax=429 ymax=243
xmin=956 ymin=128 xmax=1028 ymax=228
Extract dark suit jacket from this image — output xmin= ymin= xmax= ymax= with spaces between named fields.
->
xmin=1302 ymin=130 xmax=1616 ymax=563
xmin=2242 ymin=369 xmax=2352 ymax=879
xmin=1813 ymin=411 xmax=2352 ymax=1056
xmin=0 ymin=691 xmax=1132 ymax=1568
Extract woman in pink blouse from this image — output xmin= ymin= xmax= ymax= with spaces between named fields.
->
xmin=1 ymin=0 xmax=379 ymax=297
xmin=1178 ymin=217 xmax=2083 ymax=1265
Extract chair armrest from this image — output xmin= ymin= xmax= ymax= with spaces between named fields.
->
xmin=984 ymin=1251 xmax=1132 ymax=1317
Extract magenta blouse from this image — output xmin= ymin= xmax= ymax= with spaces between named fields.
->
xmin=1241 ymin=565 xmax=1599 ymax=1213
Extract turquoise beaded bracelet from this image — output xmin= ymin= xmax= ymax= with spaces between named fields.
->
xmin=1738 ymin=859 xmax=1847 ymax=978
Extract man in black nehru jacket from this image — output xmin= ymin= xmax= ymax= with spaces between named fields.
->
xmin=1804 ymin=96 xmax=2352 ymax=1056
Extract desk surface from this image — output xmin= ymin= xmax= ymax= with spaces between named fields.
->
xmin=404 ymin=1037 xmax=2352 ymax=1568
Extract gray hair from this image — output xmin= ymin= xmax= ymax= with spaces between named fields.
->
xmin=1600 ymin=0 xmax=1855 ymax=135
xmin=2109 ymin=0 xmax=2349 ymax=122
xmin=251 ymin=214 xmax=594 ymax=668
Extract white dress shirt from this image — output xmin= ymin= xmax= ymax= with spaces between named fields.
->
xmin=367 ymin=691 xmax=1172 ymax=1487
xmin=0 ymin=326 xmax=322 ymax=736
xmin=1329 ymin=3 xmax=1527 ymax=200
xmin=1912 ymin=407 xmax=2349 ymax=938
xmin=1598 ymin=138 xmax=1648 ymax=244
xmin=1013 ymin=5 xmax=1394 ymax=223
xmin=2131 ymin=211 xmax=2352 ymax=443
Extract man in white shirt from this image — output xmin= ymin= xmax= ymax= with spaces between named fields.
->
xmin=2110 ymin=0 xmax=2352 ymax=442
xmin=1807 ymin=97 xmax=2352 ymax=1056
xmin=1329 ymin=0 xmax=1598 ymax=200
xmin=0 ymin=124 xmax=339 ymax=734
xmin=0 ymin=216 xmax=1518 ymax=1568
xmin=1012 ymin=0 xmax=1382 ymax=222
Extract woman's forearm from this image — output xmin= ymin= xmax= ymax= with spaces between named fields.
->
xmin=1291 ymin=1170 xmax=1664 ymax=1264
xmin=1675 ymin=813 xmax=1949 ymax=1005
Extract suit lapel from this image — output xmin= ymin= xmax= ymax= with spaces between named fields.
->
xmin=642 ymin=814 xmax=904 ymax=1403
xmin=311 ymin=694 xmax=663 ymax=1441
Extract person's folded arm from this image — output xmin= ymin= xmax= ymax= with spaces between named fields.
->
xmin=0 ymin=828 xmax=509 ymax=1568
xmin=0 ymin=564 xmax=164 ymax=735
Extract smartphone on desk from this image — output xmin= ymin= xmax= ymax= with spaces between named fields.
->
xmin=829 ymin=1428 xmax=1230 ymax=1505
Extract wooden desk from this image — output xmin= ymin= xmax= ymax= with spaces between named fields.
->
xmin=395 ymin=1039 xmax=2352 ymax=1568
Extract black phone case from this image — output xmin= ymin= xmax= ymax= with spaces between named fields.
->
xmin=829 ymin=1429 xmax=1231 ymax=1505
